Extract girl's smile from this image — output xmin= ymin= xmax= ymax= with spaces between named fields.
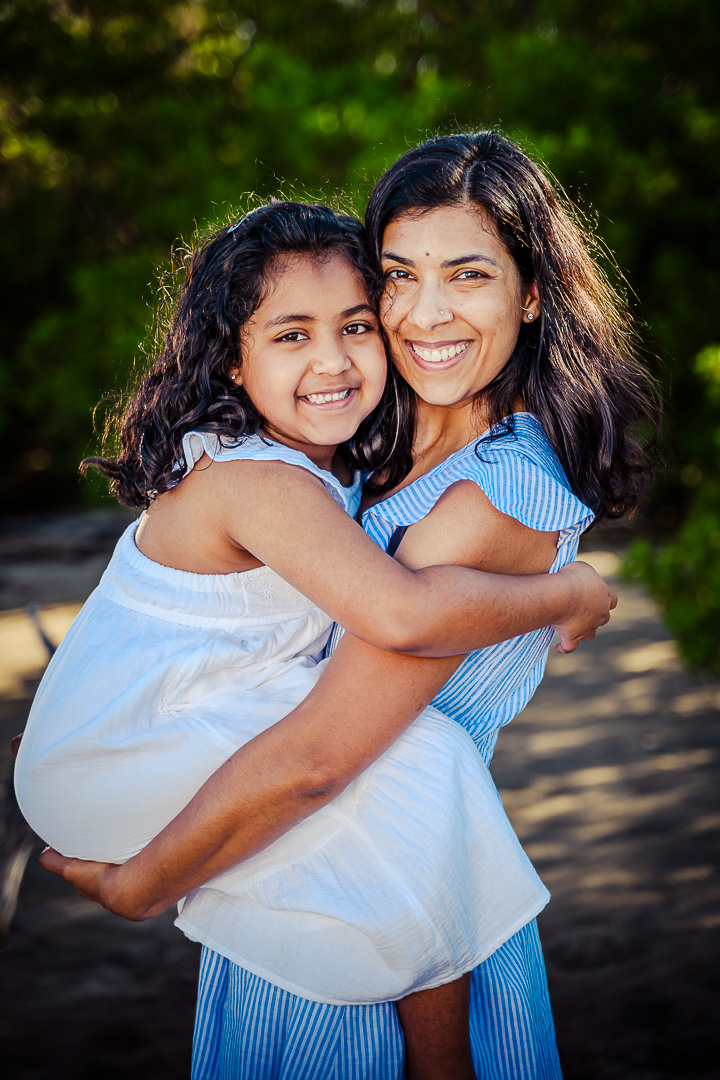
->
xmin=302 ymin=389 xmax=355 ymax=405
xmin=234 ymin=254 xmax=387 ymax=471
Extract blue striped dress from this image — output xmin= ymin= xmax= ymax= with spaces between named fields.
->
xmin=192 ymin=413 xmax=594 ymax=1079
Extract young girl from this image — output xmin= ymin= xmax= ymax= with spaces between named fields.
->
xmin=17 ymin=200 xmax=614 ymax=1076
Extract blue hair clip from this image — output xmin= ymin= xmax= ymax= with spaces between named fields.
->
xmin=228 ymin=206 xmax=266 ymax=234
xmin=227 ymin=215 xmax=246 ymax=234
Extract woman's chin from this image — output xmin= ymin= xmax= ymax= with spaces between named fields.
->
xmin=402 ymin=379 xmax=476 ymax=409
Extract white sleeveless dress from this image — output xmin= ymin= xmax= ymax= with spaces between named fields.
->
xmin=15 ymin=432 xmax=549 ymax=1005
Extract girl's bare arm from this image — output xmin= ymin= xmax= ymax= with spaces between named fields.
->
xmin=211 ymin=461 xmax=614 ymax=656
xmin=41 ymin=482 xmax=609 ymax=915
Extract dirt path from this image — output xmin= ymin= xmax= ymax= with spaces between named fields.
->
xmin=1 ymin=514 xmax=718 ymax=1079
xmin=492 ymin=550 xmax=720 ymax=1079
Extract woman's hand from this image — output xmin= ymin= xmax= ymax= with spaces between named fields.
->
xmin=552 ymin=561 xmax=618 ymax=653
xmin=38 ymin=848 xmax=168 ymax=922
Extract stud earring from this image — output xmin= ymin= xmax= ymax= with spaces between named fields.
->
xmin=526 ymin=312 xmax=535 ymax=321
xmin=230 ymin=373 xmax=237 ymax=381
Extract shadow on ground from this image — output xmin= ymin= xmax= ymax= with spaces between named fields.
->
xmin=494 ymin=551 xmax=720 ymax=1080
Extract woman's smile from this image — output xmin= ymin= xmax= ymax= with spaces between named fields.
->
xmin=406 ymin=340 xmax=472 ymax=366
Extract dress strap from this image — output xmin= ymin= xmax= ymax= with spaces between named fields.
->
xmin=386 ymin=525 xmax=408 ymax=557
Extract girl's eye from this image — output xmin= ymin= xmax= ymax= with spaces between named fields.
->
xmin=343 ymin=322 xmax=375 ymax=336
xmin=277 ymin=330 xmax=308 ymax=343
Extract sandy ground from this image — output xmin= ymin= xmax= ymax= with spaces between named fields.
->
xmin=0 ymin=510 xmax=718 ymax=1079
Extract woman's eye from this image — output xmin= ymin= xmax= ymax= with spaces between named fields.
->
xmin=454 ymin=269 xmax=487 ymax=281
xmin=384 ymin=268 xmax=413 ymax=281
xmin=343 ymin=322 xmax=374 ymax=336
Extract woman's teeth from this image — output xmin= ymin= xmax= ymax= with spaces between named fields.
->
xmin=304 ymin=390 xmax=351 ymax=403
xmin=411 ymin=342 xmax=469 ymax=363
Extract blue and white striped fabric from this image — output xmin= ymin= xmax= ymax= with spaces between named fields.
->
xmin=192 ymin=413 xmax=593 ymax=1079
xmin=358 ymin=412 xmax=594 ymax=765
xmin=193 ymin=921 xmax=559 ymax=1079
xmin=193 ymin=946 xmax=404 ymax=1080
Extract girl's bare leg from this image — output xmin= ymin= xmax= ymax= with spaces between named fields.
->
xmin=396 ymin=973 xmax=475 ymax=1080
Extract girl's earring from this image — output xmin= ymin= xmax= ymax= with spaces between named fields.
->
xmin=526 ymin=312 xmax=535 ymax=321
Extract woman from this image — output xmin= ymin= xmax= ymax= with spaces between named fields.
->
xmin=42 ymin=131 xmax=657 ymax=1078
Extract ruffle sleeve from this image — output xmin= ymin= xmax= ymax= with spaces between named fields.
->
xmin=363 ymin=414 xmax=594 ymax=562
xmin=179 ymin=431 xmax=363 ymax=516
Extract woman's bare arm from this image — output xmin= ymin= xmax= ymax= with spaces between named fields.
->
xmin=40 ymin=637 xmax=465 ymax=918
xmin=41 ymin=482 xmax=614 ymax=914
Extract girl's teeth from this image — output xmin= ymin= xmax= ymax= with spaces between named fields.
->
xmin=411 ymin=342 xmax=469 ymax=363
xmin=304 ymin=390 xmax=351 ymax=403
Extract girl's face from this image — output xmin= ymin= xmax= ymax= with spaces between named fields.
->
xmin=380 ymin=205 xmax=538 ymax=412
xmin=235 ymin=253 xmax=387 ymax=467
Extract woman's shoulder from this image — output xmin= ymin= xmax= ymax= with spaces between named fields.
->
xmin=455 ymin=415 xmax=593 ymax=533
xmin=180 ymin=430 xmax=362 ymax=515
xmin=365 ymin=414 xmax=594 ymax=536
xmin=444 ymin=412 xmax=556 ymax=468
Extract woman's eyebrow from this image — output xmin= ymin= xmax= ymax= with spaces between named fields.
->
xmin=381 ymin=250 xmax=414 ymax=266
xmin=442 ymin=253 xmax=500 ymax=269
xmin=381 ymin=250 xmax=500 ymax=269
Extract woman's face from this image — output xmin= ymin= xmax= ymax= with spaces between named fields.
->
xmin=379 ymin=204 xmax=538 ymax=410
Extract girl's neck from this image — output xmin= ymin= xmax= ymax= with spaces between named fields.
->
xmin=300 ymin=443 xmax=340 ymax=476
xmin=260 ymin=427 xmax=348 ymax=482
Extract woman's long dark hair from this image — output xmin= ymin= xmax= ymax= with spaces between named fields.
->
xmin=365 ymin=131 xmax=661 ymax=521
xmin=85 ymin=201 xmax=403 ymax=508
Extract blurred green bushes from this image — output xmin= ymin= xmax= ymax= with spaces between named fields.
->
xmin=625 ymin=482 xmax=720 ymax=674
xmin=625 ymin=343 xmax=720 ymax=673
xmin=1 ymin=0 xmax=719 ymax=668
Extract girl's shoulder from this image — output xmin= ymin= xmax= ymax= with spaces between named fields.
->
xmin=179 ymin=430 xmax=363 ymax=515
xmin=364 ymin=413 xmax=594 ymax=538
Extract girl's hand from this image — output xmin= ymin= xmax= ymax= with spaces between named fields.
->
xmin=38 ymin=848 xmax=166 ymax=922
xmin=552 ymin=561 xmax=618 ymax=654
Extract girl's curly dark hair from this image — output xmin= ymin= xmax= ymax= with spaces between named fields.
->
xmin=84 ymin=201 xmax=403 ymax=508
xmin=365 ymin=131 xmax=662 ymax=522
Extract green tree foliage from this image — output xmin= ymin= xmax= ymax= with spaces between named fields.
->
xmin=1 ymin=0 xmax=718 ymax=664
xmin=625 ymin=480 xmax=720 ymax=673
xmin=625 ymin=344 xmax=720 ymax=673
